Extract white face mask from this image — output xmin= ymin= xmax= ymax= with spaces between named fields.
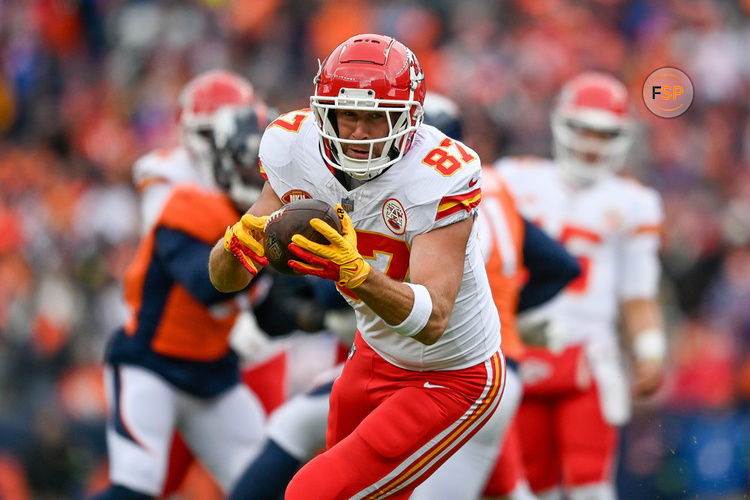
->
xmin=551 ymin=110 xmax=633 ymax=186
xmin=310 ymin=88 xmax=423 ymax=180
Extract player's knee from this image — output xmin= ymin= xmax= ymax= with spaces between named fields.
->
xmin=88 ymin=484 xmax=154 ymax=500
xmin=566 ymin=481 xmax=616 ymax=500
xmin=534 ymin=487 xmax=564 ymax=500
xmin=285 ymin=453 xmax=347 ymax=500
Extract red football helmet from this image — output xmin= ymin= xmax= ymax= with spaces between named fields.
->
xmin=179 ymin=69 xmax=256 ymax=171
xmin=310 ymin=34 xmax=426 ymax=180
xmin=179 ymin=70 xmax=271 ymax=209
xmin=551 ymin=72 xmax=633 ymax=185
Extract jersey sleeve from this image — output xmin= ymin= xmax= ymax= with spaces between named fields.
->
xmin=157 ymin=186 xmax=240 ymax=244
xmin=618 ymin=185 xmax=664 ymax=300
xmin=154 ymin=226 xmax=241 ymax=305
xmin=258 ymin=109 xmax=315 ymax=199
xmin=133 ymin=148 xmax=200 ymax=234
xmin=406 ymin=138 xmax=483 ymax=234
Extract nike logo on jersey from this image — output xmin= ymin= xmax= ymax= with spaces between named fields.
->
xmin=423 ymin=381 xmax=447 ymax=389
xmin=468 ymin=177 xmax=478 ymax=188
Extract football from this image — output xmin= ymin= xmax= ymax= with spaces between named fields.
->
xmin=263 ymin=199 xmax=343 ymax=275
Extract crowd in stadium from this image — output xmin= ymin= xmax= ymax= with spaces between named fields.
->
xmin=1 ymin=0 xmax=749 ymax=498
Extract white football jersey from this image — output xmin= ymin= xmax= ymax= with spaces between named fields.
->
xmin=132 ymin=147 xmax=202 ymax=233
xmin=260 ymin=110 xmax=501 ymax=371
xmin=496 ymin=156 xmax=663 ymax=347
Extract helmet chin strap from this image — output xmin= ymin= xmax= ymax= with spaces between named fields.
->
xmin=558 ymin=158 xmax=608 ymax=188
xmin=338 ymin=154 xmax=390 ymax=180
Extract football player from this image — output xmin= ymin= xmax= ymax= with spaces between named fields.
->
xmin=210 ymin=34 xmax=505 ymax=499
xmin=412 ymin=96 xmax=581 ymax=500
xmin=90 ymin=70 xmax=325 ymax=500
xmin=496 ymin=72 xmax=666 ymax=500
xmin=227 ymin=91 xmax=581 ymax=500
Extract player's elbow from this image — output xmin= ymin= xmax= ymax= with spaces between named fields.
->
xmin=210 ymin=273 xmax=235 ymax=293
xmin=562 ymin=254 xmax=583 ymax=283
xmin=414 ymin=309 xmax=451 ymax=346
xmin=208 ymin=246 xmax=250 ymax=293
xmin=209 ymin=266 xmax=250 ymax=293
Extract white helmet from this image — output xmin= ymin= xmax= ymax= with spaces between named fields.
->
xmin=551 ymin=72 xmax=634 ymax=186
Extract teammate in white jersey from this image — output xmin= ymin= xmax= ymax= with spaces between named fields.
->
xmin=496 ymin=72 xmax=666 ymax=500
xmin=209 ymin=34 xmax=505 ymax=499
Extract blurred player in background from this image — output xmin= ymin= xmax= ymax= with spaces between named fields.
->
xmin=90 ymin=70 xmax=336 ymax=499
xmin=210 ymin=34 xmax=504 ymax=499
xmin=496 ymin=72 xmax=666 ymax=500
xmin=90 ymin=70 xmax=271 ymax=500
xmin=412 ymin=94 xmax=580 ymax=500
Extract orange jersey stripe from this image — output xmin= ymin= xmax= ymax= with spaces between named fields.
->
xmin=481 ymin=169 xmax=526 ymax=359
xmin=135 ymin=176 xmax=169 ymax=193
xmin=559 ymin=225 xmax=601 ymax=244
xmin=632 ymin=223 xmax=662 ymax=236
xmin=436 ymin=188 xmax=482 ymax=221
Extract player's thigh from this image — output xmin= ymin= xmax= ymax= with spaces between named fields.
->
xmin=181 ymin=384 xmax=266 ymax=492
xmin=413 ymin=366 xmax=523 ymax=500
xmin=325 ymin=340 xmax=380 ymax=447
xmin=556 ymin=385 xmax=618 ymax=487
xmin=288 ymin=384 xmax=486 ymax=500
xmin=104 ymin=364 xmax=179 ymax=495
xmin=516 ymin=394 xmax=560 ymax=492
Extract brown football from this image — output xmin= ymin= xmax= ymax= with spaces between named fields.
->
xmin=263 ymin=199 xmax=343 ymax=275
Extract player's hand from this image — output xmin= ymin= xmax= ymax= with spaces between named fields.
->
xmin=223 ymin=214 xmax=269 ymax=275
xmin=287 ymin=204 xmax=371 ymax=288
xmin=632 ymin=358 xmax=664 ymax=398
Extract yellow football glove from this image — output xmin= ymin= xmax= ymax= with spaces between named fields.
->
xmin=288 ymin=204 xmax=371 ymax=288
xmin=223 ymin=214 xmax=269 ymax=276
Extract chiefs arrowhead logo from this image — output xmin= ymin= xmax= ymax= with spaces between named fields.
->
xmin=382 ymin=198 xmax=406 ymax=235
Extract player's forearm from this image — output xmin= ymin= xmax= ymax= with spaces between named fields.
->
xmin=209 ymin=240 xmax=252 ymax=292
xmin=622 ymin=298 xmax=663 ymax=338
xmin=622 ymin=298 xmax=666 ymax=361
xmin=355 ymin=270 xmax=449 ymax=345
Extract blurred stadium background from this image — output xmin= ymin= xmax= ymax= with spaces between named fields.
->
xmin=0 ymin=0 xmax=749 ymax=498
